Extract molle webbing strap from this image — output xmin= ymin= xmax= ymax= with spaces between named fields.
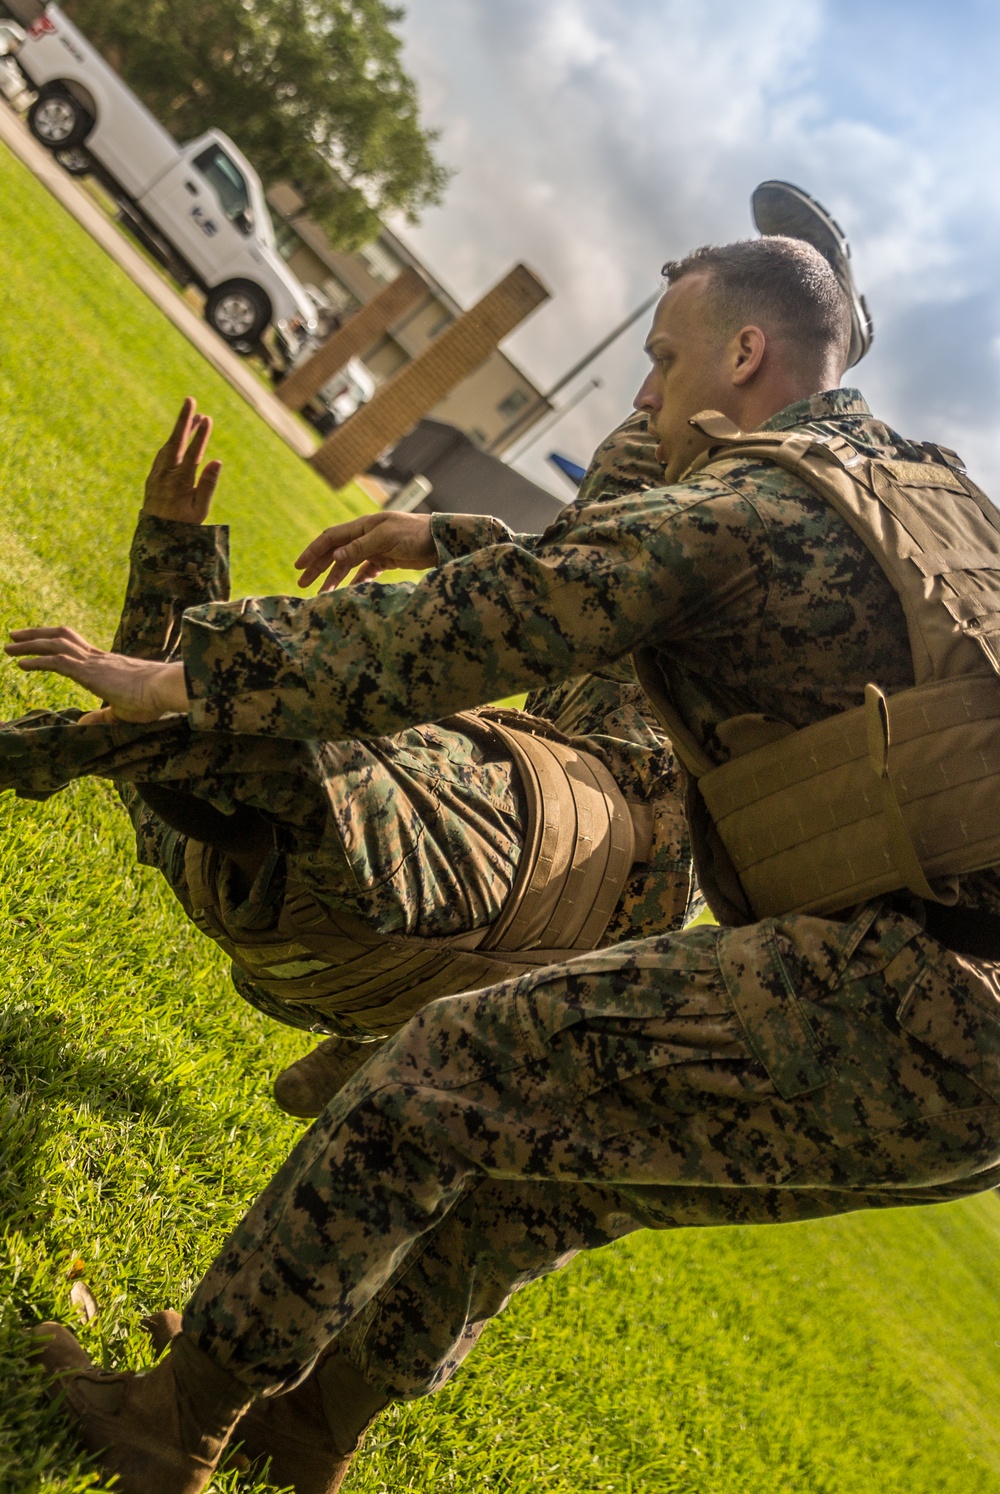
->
xmin=183 ymin=709 xmax=637 ymax=1037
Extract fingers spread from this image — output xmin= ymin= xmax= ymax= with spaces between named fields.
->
xmin=294 ymin=516 xmax=381 ymax=572
xmin=167 ymin=397 xmax=197 ymax=465
xmin=13 ymin=655 xmax=74 ymax=675
xmin=196 ymin=460 xmax=223 ymax=505
xmin=320 ymin=558 xmax=385 ymax=590
xmin=184 ymin=414 xmax=213 ymax=476
xmin=7 ymin=625 xmax=91 ymax=646
xmin=6 ymin=637 xmax=90 ymax=659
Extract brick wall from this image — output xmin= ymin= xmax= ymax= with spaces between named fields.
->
xmin=310 ymin=263 xmax=550 ymax=489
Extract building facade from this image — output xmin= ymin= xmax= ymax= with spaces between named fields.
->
xmin=267 ymin=183 xmax=550 ymax=454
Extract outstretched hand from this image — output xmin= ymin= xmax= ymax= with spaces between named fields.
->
xmin=4 ymin=627 xmax=188 ymax=723
xmin=295 ymin=511 xmax=436 ymax=591
xmin=143 ymin=397 xmax=222 ymax=523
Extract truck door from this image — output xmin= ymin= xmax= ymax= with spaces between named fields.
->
xmin=139 ymin=141 xmax=254 ymax=284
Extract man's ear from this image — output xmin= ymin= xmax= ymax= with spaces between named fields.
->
xmin=731 ymin=325 xmax=766 ymax=386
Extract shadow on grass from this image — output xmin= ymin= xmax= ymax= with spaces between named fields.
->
xmin=0 ymin=997 xmax=296 ymax=1493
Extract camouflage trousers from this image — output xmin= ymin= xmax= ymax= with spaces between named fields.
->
xmin=184 ymin=902 xmax=1000 ymax=1399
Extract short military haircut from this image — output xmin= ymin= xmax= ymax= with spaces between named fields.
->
xmin=662 ymin=236 xmax=851 ymax=368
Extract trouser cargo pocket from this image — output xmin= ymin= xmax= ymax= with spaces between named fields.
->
xmin=890 ymin=939 xmax=1000 ymax=1104
xmin=717 ymin=921 xmax=830 ymax=1100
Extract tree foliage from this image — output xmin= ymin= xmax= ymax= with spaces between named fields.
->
xmin=60 ymin=0 xmax=450 ymax=247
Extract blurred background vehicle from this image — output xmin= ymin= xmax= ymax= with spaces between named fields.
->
xmin=10 ymin=3 xmax=316 ymax=356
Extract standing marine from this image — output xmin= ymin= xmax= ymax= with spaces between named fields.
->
xmin=19 ymin=214 xmax=1000 ymax=1494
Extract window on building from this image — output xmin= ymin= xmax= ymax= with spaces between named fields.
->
xmin=193 ymin=144 xmax=252 ymax=227
xmin=497 ymin=388 xmax=531 ymax=418
xmin=321 ymin=277 xmax=359 ymax=317
xmin=357 ymin=239 xmax=404 ymax=285
xmin=427 ymin=313 xmax=453 ymax=338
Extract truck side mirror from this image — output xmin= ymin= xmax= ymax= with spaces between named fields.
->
xmin=233 ymin=209 xmax=254 ymax=236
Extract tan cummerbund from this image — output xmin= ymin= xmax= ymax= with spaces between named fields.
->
xmin=186 ymin=707 xmax=640 ymax=1036
xmin=699 ymin=672 xmax=1000 ymax=919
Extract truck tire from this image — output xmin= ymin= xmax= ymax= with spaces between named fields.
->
xmin=55 ymin=146 xmax=93 ymax=177
xmin=205 ymin=281 xmax=271 ymax=346
xmin=28 ymin=89 xmax=92 ymax=150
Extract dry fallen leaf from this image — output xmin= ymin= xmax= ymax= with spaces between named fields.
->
xmin=70 ymin=1280 xmax=99 ymax=1325
xmin=67 ymin=1257 xmax=86 ymax=1281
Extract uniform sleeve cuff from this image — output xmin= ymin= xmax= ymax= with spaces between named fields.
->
xmin=431 ymin=511 xmax=512 ymax=563
xmin=131 ymin=512 xmax=229 ymax=575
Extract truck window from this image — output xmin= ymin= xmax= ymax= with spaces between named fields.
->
xmin=193 ymin=145 xmax=252 ymax=228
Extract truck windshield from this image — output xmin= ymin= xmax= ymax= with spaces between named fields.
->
xmin=193 ymin=144 xmax=252 ymax=226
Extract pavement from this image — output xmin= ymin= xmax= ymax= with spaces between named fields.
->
xmin=0 ymin=100 xmax=320 ymax=460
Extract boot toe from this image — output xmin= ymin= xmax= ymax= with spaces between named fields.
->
xmin=30 ymin=1322 xmax=95 ymax=1381
xmin=273 ymin=1070 xmax=325 ymax=1118
xmin=274 ymin=1037 xmax=384 ymax=1118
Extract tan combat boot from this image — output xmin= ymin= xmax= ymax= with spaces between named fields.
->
xmin=31 ymin=1321 xmax=252 ymax=1494
xmin=138 ymin=1308 xmax=388 ymax=1493
xmin=273 ymin=1035 xmax=385 ymax=1118
xmin=234 ymin=1348 xmax=391 ymax=1494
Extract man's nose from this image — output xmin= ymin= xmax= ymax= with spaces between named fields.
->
xmin=633 ymin=369 xmax=659 ymax=412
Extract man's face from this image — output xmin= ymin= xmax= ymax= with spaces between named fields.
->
xmin=634 ymin=272 xmax=735 ymax=483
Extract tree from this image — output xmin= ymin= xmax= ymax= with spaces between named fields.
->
xmin=61 ymin=0 xmax=450 ymax=248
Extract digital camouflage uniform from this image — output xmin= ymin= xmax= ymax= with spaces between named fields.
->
xmin=0 ymin=415 xmax=694 ymax=1039
xmin=158 ymin=390 xmax=1000 ymax=1400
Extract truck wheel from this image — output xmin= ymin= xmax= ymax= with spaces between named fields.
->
xmin=55 ymin=146 xmax=93 ymax=177
xmin=205 ymin=281 xmax=271 ymax=346
xmin=28 ymin=90 xmax=92 ymax=149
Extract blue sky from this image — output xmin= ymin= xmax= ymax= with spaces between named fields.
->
xmin=389 ymin=0 xmax=1000 ymax=496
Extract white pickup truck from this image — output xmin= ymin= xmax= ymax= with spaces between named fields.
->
xmin=11 ymin=3 xmax=316 ymax=352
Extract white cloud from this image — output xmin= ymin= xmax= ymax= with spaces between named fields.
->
xmin=390 ymin=0 xmax=1000 ymax=494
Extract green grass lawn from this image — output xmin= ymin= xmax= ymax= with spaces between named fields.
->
xmin=2 ymin=134 xmax=1000 ymax=1494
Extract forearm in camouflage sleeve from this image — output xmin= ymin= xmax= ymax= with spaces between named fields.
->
xmin=430 ymin=512 xmax=520 ymax=564
xmin=112 ymin=513 xmax=230 ymax=662
xmin=178 ymin=467 xmax=748 ymax=742
xmin=108 ymin=513 xmax=228 ymax=880
xmin=525 ymin=412 xmax=666 ymax=720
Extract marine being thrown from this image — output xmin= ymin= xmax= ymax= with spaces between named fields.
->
xmin=0 ymin=400 xmax=695 ymax=1117
xmin=28 ymin=197 xmax=1000 ymax=1494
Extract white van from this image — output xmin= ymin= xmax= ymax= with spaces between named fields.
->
xmin=12 ymin=4 xmax=316 ymax=351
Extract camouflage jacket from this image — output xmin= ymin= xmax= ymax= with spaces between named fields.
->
xmin=429 ymin=412 xmax=697 ymax=934
xmin=177 ymin=389 xmax=1000 ymax=917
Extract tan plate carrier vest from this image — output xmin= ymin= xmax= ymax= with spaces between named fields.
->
xmin=635 ymin=411 xmax=1000 ymax=924
xmin=184 ymin=707 xmax=642 ymax=1038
